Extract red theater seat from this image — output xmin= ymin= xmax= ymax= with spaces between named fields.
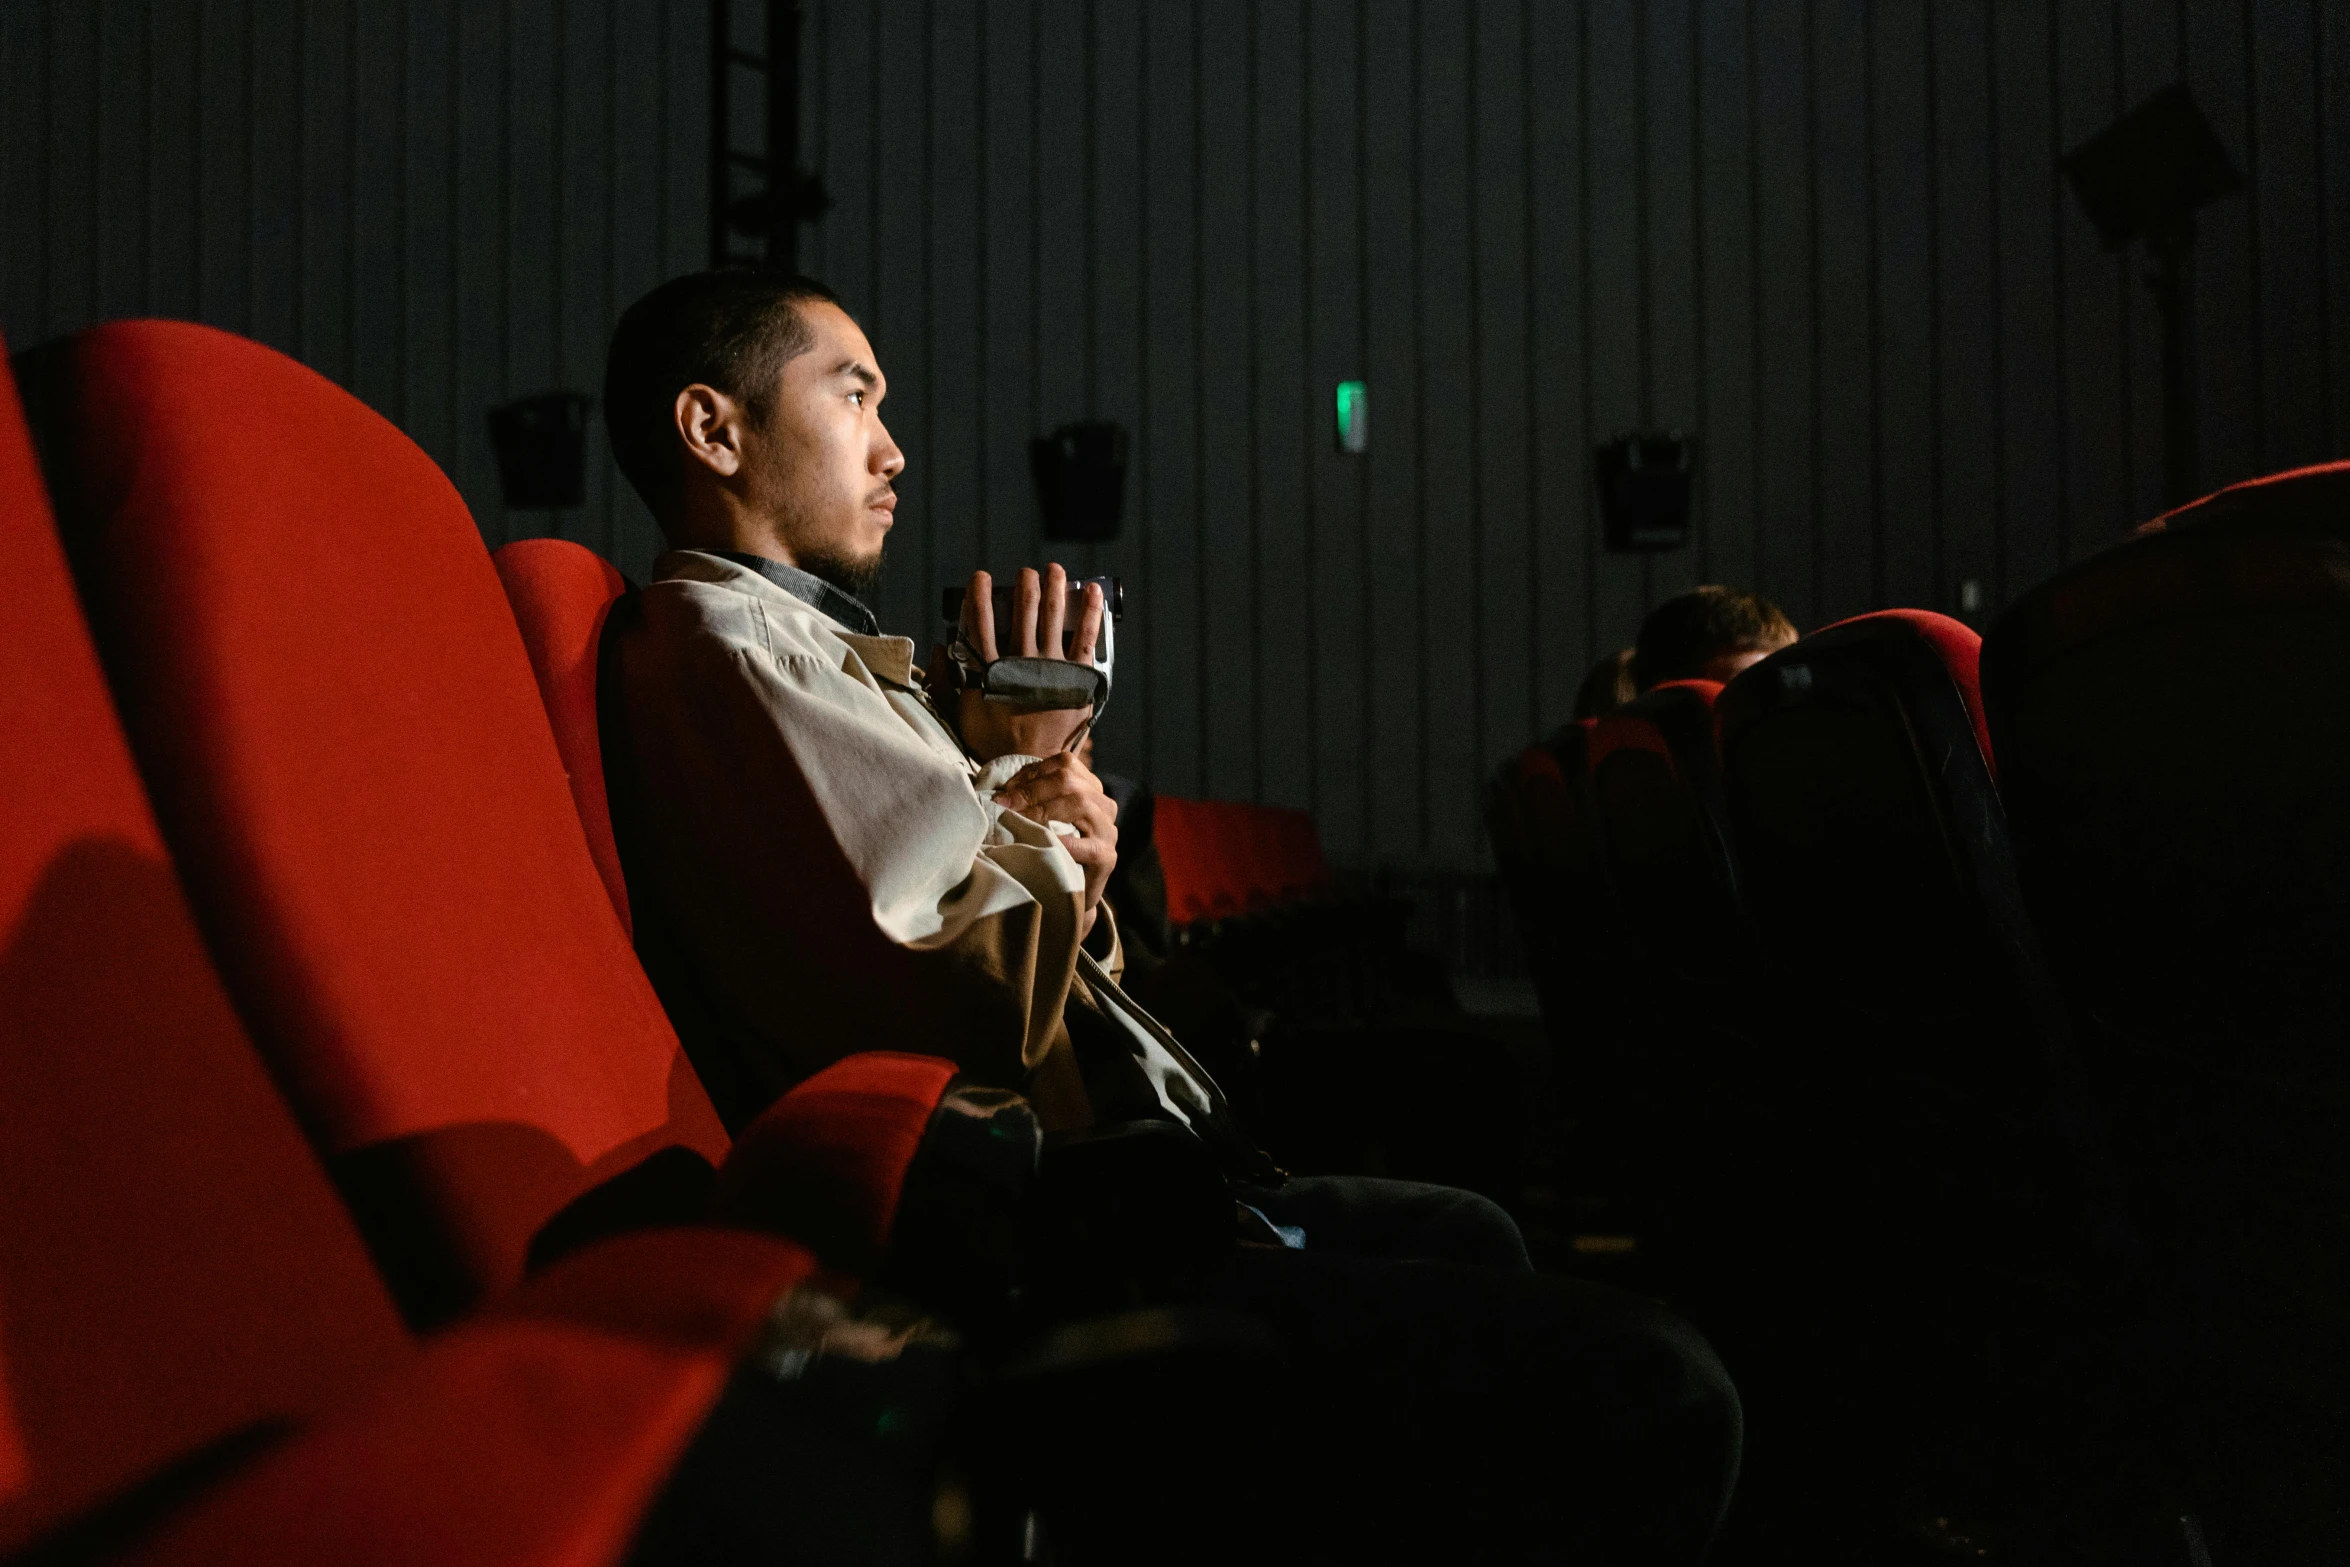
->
xmin=2146 ymin=456 xmax=2350 ymax=535
xmin=1152 ymin=797 xmax=1229 ymax=927
xmin=1487 ymin=722 xmax=1619 ymax=1057
xmin=0 ymin=331 xmax=832 ymax=1566
xmin=1587 ymin=679 xmax=1742 ymax=991
xmin=492 ymin=537 xmax=634 ymax=936
xmin=29 ymin=322 xmax=958 ymax=1325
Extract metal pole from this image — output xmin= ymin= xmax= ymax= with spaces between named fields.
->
xmin=767 ymin=0 xmax=801 ymax=270
xmin=2151 ymin=222 xmax=2198 ymax=506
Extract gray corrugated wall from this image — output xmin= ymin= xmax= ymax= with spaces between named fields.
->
xmin=804 ymin=0 xmax=2350 ymax=870
xmin=8 ymin=3 xmax=2350 ymax=872
xmin=0 ymin=0 xmax=706 ymax=582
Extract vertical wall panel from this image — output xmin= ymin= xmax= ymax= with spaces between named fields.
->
xmin=1304 ymin=0 xmax=1368 ymax=855
xmin=1811 ymin=0 xmax=1874 ymax=624
xmin=1139 ymin=0 xmax=1202 ymax=795
xmin=1087 ymin=0 xmax=1150 ymax=777
xmin=2182 ymin=1 xmax=2263 ymax=499
xmin=921 ymin=0 xmax=982 ymax=690
xmin=1932 ymin=0 xmax=1999 ymax=625
xmin=1752 ymin=0 xmax=1817 ymax=623
xmin=2251 ymin=0 xmax=2329 ymax=473
xmin=1526 ymin=0 xmax=1591 ymax=740
xmin=1413 ymin=0 xmax=1476 ymax=856
xmin=1694 ymin=0 xmax=1758 ymax=601
xmin=1585 ymin=0 xmax=1649 ymax=653
xmin=1360 ymin=0 xmax=1421 ymax=851
xmin=1869 ymin=0 xmax=1936 ymax=613
xmin=7 ymin=0 xmax=2345 ymax=872
xmin=1196 ymin=0 xmax=1256 ymax=805
xmin=1251 ymin=0 xmax=1312 ymax=810
xmin=1470 ymin=0 xmax=1534 ymax=760
xmin=2116 ymin=4 xmax=2179 ymax=525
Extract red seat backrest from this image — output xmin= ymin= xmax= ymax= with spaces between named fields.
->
xmin=2148 ymin=457 xmax=2350 ymax=535
xmin=1149 ymin=797 xmax=1209 ymax=926
xmin=492 ymin=539 xmax=633 ymax=936
xmin=0 ymin=338 xmax=410 ymax=1551
xmin=1586 ymin=680 xmax=1739 ymax=971
xmin=35 ymin=322 xmax=730 ymax=1326
xmin=1152 ymin=798 xmax=1333 ymax=923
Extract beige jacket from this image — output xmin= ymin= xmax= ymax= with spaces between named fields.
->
xmin=608 ymin=549 xmax=1231 ymax=1145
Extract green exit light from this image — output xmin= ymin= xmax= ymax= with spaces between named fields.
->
xmin=1334 ymin=380 xmax=1368 ymax=454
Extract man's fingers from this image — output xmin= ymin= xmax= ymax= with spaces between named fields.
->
xmin=965 ymin=570 xmax=998 ymax=662
xmin=1068 ymin=581 xmax=1103 ymax=666
xmin=1039 ymin=563 xmax=1069 ymax=660
xmin=1015 ymin=568 xmax=1043 ymax=657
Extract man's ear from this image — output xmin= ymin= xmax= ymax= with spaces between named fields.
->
xmin=674 ymin=384 xmax=744 ymax=479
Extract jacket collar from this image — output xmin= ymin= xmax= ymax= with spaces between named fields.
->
xmin=655 ymin=549 xmax=917 ymax=688
xmin=697 ymin=549 xmax=882 ymax=637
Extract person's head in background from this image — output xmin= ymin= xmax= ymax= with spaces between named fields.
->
xmin=1573 ymin=648 xmax=1640 ymax=720
xmin=1633 ymin=586 xmax=1798 ymax=690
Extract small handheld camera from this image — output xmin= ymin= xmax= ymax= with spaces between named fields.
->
xmin=938 ymin=576 xmax=1123 ymax=714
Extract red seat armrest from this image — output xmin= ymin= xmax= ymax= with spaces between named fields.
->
xmin=131 ymin=1318 xmax=734 ymax=1567
xmin=712 ymin=1052 xmax=964 ymax=1274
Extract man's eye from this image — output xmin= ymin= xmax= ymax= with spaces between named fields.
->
xmin=848 ymin=390 xmax=865 ymax=407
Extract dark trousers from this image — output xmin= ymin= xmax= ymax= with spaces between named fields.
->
xmin=1207 ymin=1176 xmax=1742 ymax=1566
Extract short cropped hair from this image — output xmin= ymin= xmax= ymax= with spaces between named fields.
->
xmin=1633 ymin=586 xmax=1797 ymax=688
xmin=602 ymin=269 xmax=845 ymax=525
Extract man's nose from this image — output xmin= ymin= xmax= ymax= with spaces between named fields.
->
xmin=874 ymin=425 xmax=905 ymax=479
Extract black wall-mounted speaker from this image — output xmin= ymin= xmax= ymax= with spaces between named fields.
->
xmin=487 ymin=391 xmax=592 ymax=510
xmin=1030 ymin=421 xmax=1129 ymax=543
xmin=1596 ymin=432 xmax=1694 ymax=553
xmin=2062 ymin=83 xmax=2241 ymax=249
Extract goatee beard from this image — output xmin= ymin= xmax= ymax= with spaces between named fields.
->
xmin=800 ymin=545 xmax=885 ymax=604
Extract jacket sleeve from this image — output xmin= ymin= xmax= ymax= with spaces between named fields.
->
xmin=615 ymin=592 xmax=1096 ymax=1128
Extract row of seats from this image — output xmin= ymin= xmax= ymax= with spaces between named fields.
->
xmin=0 ymin=321 xmax=1210 ymax=1562
xmin=1489 ymin=458 xmax=2350 ymax=1558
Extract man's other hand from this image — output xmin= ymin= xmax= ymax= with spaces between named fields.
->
xmin=993 ymin=751 xmax=1119 ymax=938
xmin=935 ymin=564 xmax=1104 ymax=763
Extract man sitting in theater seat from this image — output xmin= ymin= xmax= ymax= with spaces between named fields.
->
xmin=599 ymin=269 xmax=1741 ymax=1563
xmin=1633 ymin=584 xmax=1799 ymax=690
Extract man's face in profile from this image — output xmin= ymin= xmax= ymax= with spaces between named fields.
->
xmin=741 ymin=300 xmax=902 ymax=596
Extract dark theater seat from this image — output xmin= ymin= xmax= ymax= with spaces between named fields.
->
xmin=1587 ymin=679 xmax=1742 ymax=1004
xmin=1488 ymin=722 xmax=1616 ymax=1060
xmin=25 ymin=322 xmax=963 ymax=1325
xmin=1718 ymin=610 xmax=2067 ymax=1099
xmin=1984 ymin=473 xmax=2350 ymax=1558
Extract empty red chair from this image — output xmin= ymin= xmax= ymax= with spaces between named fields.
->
xmin=492 ymin=537 xmax=634 ymax=935
xmin=30 ymin=323 xmax=962 ymax=1326
xmin=1146 ymin=796 xmax=1218 ymax=927
xmin=0 ymin=329 xmax=838 ymax=1565
xmin=1587 ymin=679 xmax=1742 ymax=993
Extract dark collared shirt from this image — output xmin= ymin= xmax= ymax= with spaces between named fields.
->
xmin=709 ymin=550 xmax=881 ymax=638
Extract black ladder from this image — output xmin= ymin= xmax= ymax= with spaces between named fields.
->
xmin=709 ymin=0 xmax=829 ymax=270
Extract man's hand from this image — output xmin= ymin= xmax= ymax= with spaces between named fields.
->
xmin=930 ymin=564 xmax=1105 ymax=763
xmin=993 ymin=751 xmax=1120 ymax=938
